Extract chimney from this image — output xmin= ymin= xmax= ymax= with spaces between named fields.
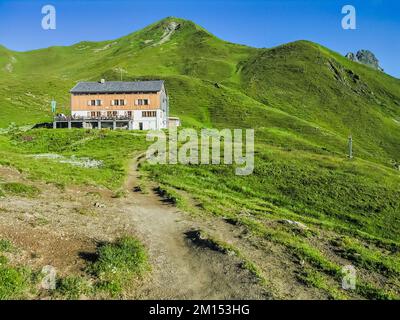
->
xmin=100 ymin=79 xmax=105 ymax=84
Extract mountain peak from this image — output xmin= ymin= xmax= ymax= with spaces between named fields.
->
xmin=345 ymin=50 xmax=383 ymax=72
xmin=157 ymin=16 xmax=189 ymax=24
xmin=149 ymin=16 xmax=198 ymax=31
xmin=120 ymin=16 xmax=216 ymax=47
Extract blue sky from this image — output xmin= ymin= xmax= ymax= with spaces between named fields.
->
xmin=0 ymin=0 xmax=399 ymax=77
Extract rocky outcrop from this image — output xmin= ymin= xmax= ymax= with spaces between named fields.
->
xmin=153 ymin=21 xmax=181 ymax=46
xmin=345 ymin=52 xmax=357 ymax=62
xmin=345 ymin=50 xmax=383 ymax=72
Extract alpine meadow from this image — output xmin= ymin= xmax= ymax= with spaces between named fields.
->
xmin=0 ymin=17 xmax=400 ymax=300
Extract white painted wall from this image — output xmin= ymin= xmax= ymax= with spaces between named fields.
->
xmin=71 ymin=109 xmax=166 ymax=130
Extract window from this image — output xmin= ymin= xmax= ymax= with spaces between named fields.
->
xmin=112 ymin=99 xmax=126 ymax=106
xmin=88 ymin=100 xmax=102 ymax=106
xmin=127 ymin=111 xmax=132 ymax=118
xmin=136 ymin=99 xmax=149 ymax=106
xmin=142 ymin=111 xmax=156 ymax=117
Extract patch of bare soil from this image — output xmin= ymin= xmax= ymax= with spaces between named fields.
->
xmin=0 ymin=222 xmax=95 ymax=276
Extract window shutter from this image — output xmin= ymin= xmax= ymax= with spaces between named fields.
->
xmin=135 ymin=99 xmax=138 ymax=106
xmin=148 ymin=99 xmax=150 ymax=105
xmin=111 ymin=100 xmax=114 ymax=106
xmin=124 ymin=99 xmax=127 ymax=106
xmin=87 ymin=100 xmax=91 ymax=106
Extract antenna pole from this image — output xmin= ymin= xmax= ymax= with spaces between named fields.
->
xmin=348 ymin=135 xmax=353 ymax=159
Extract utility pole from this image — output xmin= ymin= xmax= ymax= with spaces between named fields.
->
xmin=51 ymin=98 xmax=57 ymax=129
xmin=348 ymin=135 xmax=353 ymax=159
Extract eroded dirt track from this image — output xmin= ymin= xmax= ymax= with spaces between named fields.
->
xmin=122 ymin=156 xmax=267 ymax=299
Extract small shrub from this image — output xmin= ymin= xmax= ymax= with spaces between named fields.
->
xmin=0 ymin=240 xmax=14 ymax=253
xmin=112 ymin=189 xmax=126 ymax=199
xmin=29 ymin=217 xmax=49 ymax=227
xmin=75 ymin=207 xmax=96 ymax=216
xmin=356 ymin=282 xmax=398 ymax=300
xmin=0 ymin=256 xmax=30 ymax=299
xmin=86 ymin=191 xmax=101 ymax=199
xmin=1 ymin=182 xmax=40 ymax=198
xmin=90 ymin=236 xmax=149 ymax=296
xmin=56 ymin=276 xmax=91 ymax=299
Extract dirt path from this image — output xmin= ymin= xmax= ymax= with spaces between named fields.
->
xmin=0 ymin=160 xmax=268 ymax=299
xmin=120 ymin=154 xmax=268 ymax=299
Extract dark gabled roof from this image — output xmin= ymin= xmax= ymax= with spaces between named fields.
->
xmin=70 ymin=80 xmax=164 ymax=94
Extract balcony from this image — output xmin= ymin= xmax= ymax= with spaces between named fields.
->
xmin=54 ymin=115 xmax=134 ymax=121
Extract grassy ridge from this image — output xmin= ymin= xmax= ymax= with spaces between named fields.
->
xmin=240 ymin=41 xmax=400 ymax=164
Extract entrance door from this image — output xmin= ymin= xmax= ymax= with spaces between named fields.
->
xmin=139 ymin=122 xmax=143 ymax=130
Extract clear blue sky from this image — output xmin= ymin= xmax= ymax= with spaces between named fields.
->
xmin=0 ymin=0 xmax=399 ymax=77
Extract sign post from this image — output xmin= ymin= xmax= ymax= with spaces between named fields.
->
xmin=51 ymin=99 xmax=57 ymax=114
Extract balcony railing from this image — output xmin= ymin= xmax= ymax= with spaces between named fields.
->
xmin=54 ymin=115 xmax=134 ymax=121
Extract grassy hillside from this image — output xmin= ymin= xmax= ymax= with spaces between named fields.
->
xmin=240 ymin=41 xmax=400 ymax=164
xmin=0 ymin=129 xmax=148 ymax=189
xmin=1 ymin=17 xmax=399 ymax=165
xmin=1 ymin=17 xmax=400 ymax=299
xmin=0 ymin=17 xmax=255 ymax=127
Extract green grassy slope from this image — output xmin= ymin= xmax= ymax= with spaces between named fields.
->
xmin=240 ymin=40 xmax=400 ymax=164
xmin=0 ymin=17 xmax=256 ymax=126
xmin=0 ymin=129 xmax=149 ymax=189
xmin=1 ymin=17 xmax=399 ymax=164
xmin=1 ymin=17 xmax=400 ymax=299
